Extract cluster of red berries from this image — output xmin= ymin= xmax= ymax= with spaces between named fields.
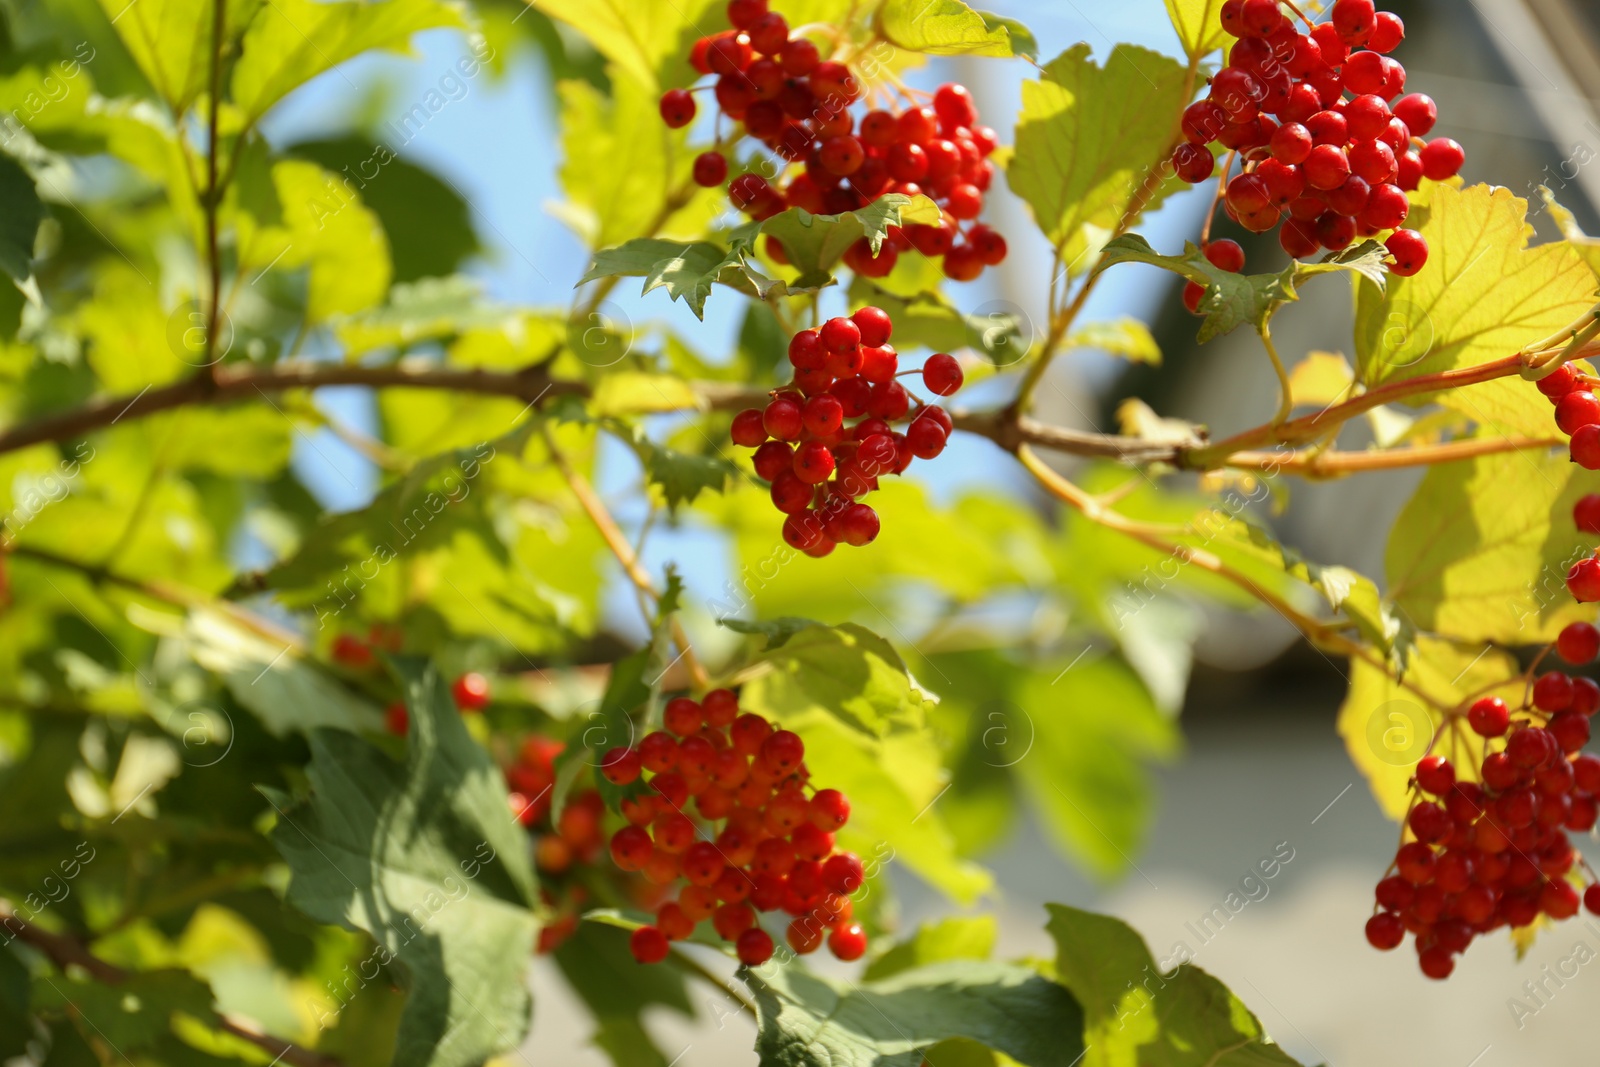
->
xmin=729 ymin=306 xmax=964 ymax=556
xmin=658 ymin=0 xmax=1007 ymax=281
xmin=1173 ymin=0 xmax=1453 ymax=292
xmin=601 ymin=689 xmax=868 ymax=967
xmin=1535 ymin=361 xmax=1600 ymax=485
xmin=1365 ymin=621 xmax=1600 ymax=978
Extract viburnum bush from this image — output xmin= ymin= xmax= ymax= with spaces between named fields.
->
xmin=3 ymin=0 xmax=1600 ymax=1063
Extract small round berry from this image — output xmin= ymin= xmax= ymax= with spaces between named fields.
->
xmin=664 ymin=696 xmax=703 ymax=736
xmin=835 ymin=503 xmax=880 ymax=547
xmin=1577 ymin=494 xmax=1600 ymax=535
xmin=1386 ymin=229 xmax=1428 ymax=277
xmin=601 ymin=747 xmax=642 ymax=786
xmin=736 ymin=927 xmax=775 ymax=965
xmin=821 ymin=851 xmax=865 ymax=894
xmin=762 ymin=729 xmax=805 ymax=772
xmin=753 ymin=440 xmax=794 ymax=482
xmin=452 ymin=672 xmax=490 ymax=711
xmin=1415 ymin=754 xmax=1454 ymax=796
xmin=828 ymin=921 xmax=868 ymax=961
xmin=611 ymin=826 xmax=654 ymax=871
xmin=1303 ymin=144 xmax=1351 ymax=190
xmin=787 ymin=916 xmax=825 ymax=954
xmin=1364 ymin=912 xmax=1404 ymax=951
xmin=1573 ymin=426 xmax=1600 ymax=470
xmin=630 ymin=925 xmax=670 ymax=964
xmin=1172 ymin=142 xmax=1215 ymax=184
xmin=852 ymin=306 xmax=893 ymax=348
xmin=809 ymin=787 xmax=850 ymax=831
xmin=923 ymin=353 xmax=964 ymax=396
xmin=1557 ymin=391 xmax=1600 ymax=435
xmin=1393 ymin=93 xmax=1437 ymax=138
xmin=820 ymin=316 xmax=861 ymax=355
xmin=1535 ymin=671 xmax=1576 ymax=711
xmin=693 ymin=151 xmax=728 ymax=187
xmin=1558 ymin=622 xmax=1600 ymax=665
xmin=1203 ymin=239 xmax=1245 ymax=274
xmin=1369 ymin=10 xmax=1405 ymax=52
xmin=731 ymin=408 xmax=768 ymax=447
xmin=933 ymin=82 xmax=978 ymax=129
xmin=1420 ymin=138 xmax=1465 ymax=181
xmin=659 ymin=89 xmax=696 ymax=129
xmin=794 ymin=440 xmax=836 ymax=485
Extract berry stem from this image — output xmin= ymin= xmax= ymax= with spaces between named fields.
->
xmin=542 ymin=427 xmax=711 ymax=691
xmin=665 ymin=941 xmax=760 ymax=1018
xmin=1199 ymin=151 xmax=1237 ymax=247
xmin=1258 ymin=325 xmax=1295 ymax=426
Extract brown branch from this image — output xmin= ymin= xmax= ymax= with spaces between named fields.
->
xmin=1225 ymin=435 xmax=1562 ymax=477
xmin=0 ymin=362 xmax=582 ymax=458
xmin=1 ymin=907 xmax=342 ymax=1067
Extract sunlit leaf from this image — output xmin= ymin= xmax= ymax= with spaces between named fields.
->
xmin=878 ymin=0 xmax=1035 ymax=58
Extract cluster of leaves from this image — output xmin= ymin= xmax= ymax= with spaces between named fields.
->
xmin=1 ymin=0 xmax=1596 ymax=1060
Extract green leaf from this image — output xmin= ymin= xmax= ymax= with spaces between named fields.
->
xmin=580 ymin=237 xmax=753 ymax=320
xmin=31 ymin=970 xmax=220 ymax=1050
xmin=862 ymin=916 xmax=997 ymax=981
xmin=1045 ymin=904 xmax=1306 ymax=1067
xmin=161 ymin=607 xmax=385 ymax=736
xmin=1066 ymin=317 xmax=1161 ymax=365
xmin=1354 ymin=184 xmax=1596 ymax=436
xmin=335 ymin=276 xmax=529 ymax=356
xmin=93 ymin=0 xmax=209 ymax=111
xmin=1096 ymin=235 xmax=1385 ymax=344
xmin=1008 ymin=44 xmax=1190 ymax=270
xmin=1012 ymin=656 xmax=1178 ymax=879
xmin=716 ymin=614 xmax=826 ymax=650
xmin=0 ymin=155 xmax=42 ymax=284
xmin=742 ymin=622 xmax=928 ymax=737
xmin=273 ymin=159 xmax=392 ymax=321
xmin=743 ymin=959 xmax=1085 ymax=1067
xmin=761 ymin=194 xmax=941 ymax=286
xmin=1338 ymin=637 xmax=1521 ymax=818
xmin=611 ymin=424 xmax=737 ymax=510
xmin=1386 ymin=446 xmax=1599 ymax=643
xmin=590 ymin=372 xmax=701 ymax=417
xmin=848 ymin=277 xmax=1025 ymax=363
xmin=531 ymin=0 xmax=722 ymax=94
xmin=553 ymin=69 xmax=715 ymax=250
xmin=555 ymin=646 xmax=651 ymax=815
xmin=878 ymin=0 xmax=1035 ymax=58
xmin=231 ymin=0 xmax=465 ymax=122
xmin=264 ymin=656 xmax=538 ymax=1067
xmin=0 ymin=944 xmax=30 ymax=1059
xmin=1163 ymin=0 xmax=1230 ymax=62
xmin=552 ymin=921 xmax=692 ymax=1067
xmin=289 ymin=137 xmax=480 ymax=283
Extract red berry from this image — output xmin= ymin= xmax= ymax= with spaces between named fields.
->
xmin=659 ymin=89 xmax=696 ymax=129
xmin=827 ymin=921 xmax=868 ymax=961
xmin=761 ymin=729 xmax=804 ymax=772
xmin=809 ymin=787 xmax=850 ymax=831
xmin=664 ymin=697 xmax=703 ymax=736
xmin=1369 ymin=10 xmax=1405 ymax=52
xmin=787 ymin=916 xmax=825 ymax=954
xmin=852 ymin=306 xmax=892 ymax=348
xmin=1172 ymin=142 xmax=1215 ymax=183
xmin=1577 ymin=494 xmax=1600 ymax=534
xmin=1574 ymin=557 xmax=1600 ymax=602
xmin=452 ymin=672 xmax=490 ymax=711
xmin=1573 ymin=426 xmax=1600 ymax=469
xmin=1558 ymin=622 xmax=1600 ymax=665
xmin=747 ymin=11 xmax=788 ymax=54
xmin=693 ymin=151 xmax=728 ymax=187
xmin=932 ymin=82 xmax=978 ymax=129
xmin=1415 ymin=754 xmax=1454 ymax=796
xmin=630 ymin=925 xmax=670 ymax=963
xmin=1420 ymin=138 xmax=1465 ymax=181
xmin=1364 ymin=912 xmax=1404 ymax=950
xmin=1395 ymin=841 xmax=1435 ymax=884
xmin=923 ymin=353 xmax=963 ymax=396
xmin=1534 ymin=671 xmax=1575 ymax=712
xmin=611 ymin=826 xmax=654 ymax=871
xmin=794 ymin=440 xmax=836 ymax=485
xmin=834 ymin=502 xmax=880 ymax=546
xmin=1203 ymin=239 xmax=1246 ymax=273
xmin=731 ymin=408 xmax=768 ymax=447
xmin=1556 ymin=391 xmax=1600 ymax=435
xmin=736 ymin=927 xmax=775 ymax=965
xmin=1303 ymin=144 xmax=1351 ymax=190
xmin=601 ymin=747 xmax=642 ymax=786
xmin=1386 ymin=228 xmax=1429 ymax=277
xmin=1393 ymin=93 xmax=1437 ymax=137
xmin=1417 ymin=946 xmax=1455 ymax=980
xmin=753 ymin=440 xmax=794 ymax=482
xmin=821 ymin=851 xmax=864 ymax=894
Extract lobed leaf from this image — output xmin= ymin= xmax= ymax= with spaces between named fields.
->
xmin=263 ymin=657 xmax=538 ymax=1067
xmin=877 ymin=0 xmax=1036 ymax=58
xmin=743 ymin=958 xmax=1086 ymax=1067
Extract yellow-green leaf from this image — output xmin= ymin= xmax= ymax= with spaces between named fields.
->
xmin=1066 ymin=317 xmax=1161 ymax=364
xmin=530 ymin=0 xmax=721 ymax=94
xmin=552 ymin=69 xmax=717 ymax=249
xmin=231 ymin=0 xmax=465 ymax=122
xmin=878 ymin=0 xmax=1035 ymax=58
xmin=1007 ymin=44 xmax=1189 ymax=270
xmin=273 ymin=159 xmax=392 ymax=321
xmin=1163 ymin=0 xmax=1230 ymax=63
xmin=1338 ymin=636 xmax=1520 ymax=818
xmin=1386 ymin=445 xmax=1599 ymax=643
xmin=1354 ymin=184 xmax=1596 ymax=436
xmin=1288 ymin=350 xmax=1355 ymax=408
xmin=95 ymin=0 xmax=208 ymax=111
